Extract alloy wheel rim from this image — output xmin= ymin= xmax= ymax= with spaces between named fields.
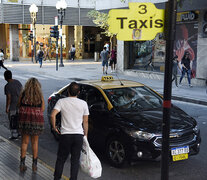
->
xmin=109 ymin=140 xmax=125 ymax=164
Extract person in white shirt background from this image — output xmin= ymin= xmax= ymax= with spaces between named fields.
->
xmin=0 ymin=49 xmax=7 ymax=70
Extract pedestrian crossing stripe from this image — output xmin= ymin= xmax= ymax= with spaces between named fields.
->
xmin=0 ymin=74 xmax=61 ymax=81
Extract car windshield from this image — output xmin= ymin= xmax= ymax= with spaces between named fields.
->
xmin=104 ymin=86 xmax=162 ymax=111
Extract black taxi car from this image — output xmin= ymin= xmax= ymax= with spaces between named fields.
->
xmin=47 ymin=76 xmax=201 ymax=167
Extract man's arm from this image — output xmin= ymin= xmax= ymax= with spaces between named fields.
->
xmin=181 ymin=61 xmax=187 ymax=70
xmin=83 ymin=115 xmax=88 ymax=137
xmin=50 ymin=109 xmax=60 ymax=134
xmin=182 ymin=63 xmax=187 ymax=69
xmin=6 ymin=94 xmax=11 ymax=113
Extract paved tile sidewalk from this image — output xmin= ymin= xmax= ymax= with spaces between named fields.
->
xmin=0 ymin=136 xmax=67 ymax=180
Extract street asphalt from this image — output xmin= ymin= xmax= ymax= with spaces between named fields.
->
xmin=0 ymin=58 xmax=206 ymax=179
xmin=4 ymin=58 xmax=207 ymax=106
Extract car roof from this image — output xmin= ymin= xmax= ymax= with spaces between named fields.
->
xmin=79 ymin=79 xmax=144 ymax=90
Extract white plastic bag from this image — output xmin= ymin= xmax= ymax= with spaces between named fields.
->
xmin=80 ymin=136 xmax=102 ymax=178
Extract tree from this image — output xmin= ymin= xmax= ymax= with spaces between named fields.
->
xmin=87 ymin=10 xmax=114 ymax=37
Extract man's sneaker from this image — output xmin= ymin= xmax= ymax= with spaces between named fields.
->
xmin=105 ymin=71 xmax=107 ymax=75
xmin=189 ymin=84 xmax=193 ymax=87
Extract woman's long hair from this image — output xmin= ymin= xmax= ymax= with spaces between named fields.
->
xmin=21 ymin=78 xmax=43 ymax=106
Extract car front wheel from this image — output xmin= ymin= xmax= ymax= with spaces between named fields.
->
xmin=106 ymin=137 xmax=128 ymax=168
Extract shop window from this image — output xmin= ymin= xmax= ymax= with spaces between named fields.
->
xmin=132 ymin=33 xmax=166 ymax=72
xmin=84 ymin=33 xmax=96 ymax=53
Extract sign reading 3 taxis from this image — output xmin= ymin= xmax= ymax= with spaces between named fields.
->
xmin=108 ymin=3 xmax=165 ymax=41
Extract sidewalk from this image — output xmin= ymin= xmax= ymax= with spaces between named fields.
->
xmin=0 ymin=135 xmax=67 ymax=180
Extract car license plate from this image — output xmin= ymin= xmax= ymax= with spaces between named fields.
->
xmin=171 ymin=146 xmax=189 ymax=161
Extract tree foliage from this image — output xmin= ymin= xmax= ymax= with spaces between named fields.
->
xmin=87 ymin=10 xmax=114 ymax=37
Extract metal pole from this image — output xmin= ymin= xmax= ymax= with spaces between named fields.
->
xmin=34 ymin=24 xmax=37 ymax=63
xmin=59 ymin=10 xmax=64 ymax=67
xmin=161 ymin=0 xmax=177 ymax=180
xmin=31 ymin=39 xmax=33 ymax=63
xmin=56 ymin=36 xmax=59 ymax=71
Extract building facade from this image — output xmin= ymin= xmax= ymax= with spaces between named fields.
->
xmin=0 ymin=0 xmax=110 ymax=60
xmin=100 ymin=0 xmax=207 ymax=85
xmin=0 ymin=0 xmax=207 ymax=85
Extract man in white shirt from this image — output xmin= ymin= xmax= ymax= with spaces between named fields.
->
xmin=0 ymin=49 xmax=7 ymax=70
xmin=104 ymin=42 xmax=109 ymax=52
xmin=70 ymin=45 xmax=76 ymax=61
xmin=51 ymin=82 xmax=89 ymax=180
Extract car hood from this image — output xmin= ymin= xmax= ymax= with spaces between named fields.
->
xmin=117 ymin=107 xmax=196 ymax=133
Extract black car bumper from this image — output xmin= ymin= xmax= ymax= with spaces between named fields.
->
xmin=128 ymin=135 xmax=201 ymax=161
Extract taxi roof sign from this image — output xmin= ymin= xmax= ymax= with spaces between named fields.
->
xmin=101 ymin=76 xmax=114 ymax=81
xmin=108 ymin=3 xmax=165 ymax=41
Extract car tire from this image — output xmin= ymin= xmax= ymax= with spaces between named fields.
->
xmin=106 ymin=137 xmax=128 ymax=168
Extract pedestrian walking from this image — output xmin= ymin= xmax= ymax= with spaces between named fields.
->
xmin=70 ymin=45 xmax=76 ymax=61
xmin=179 ymin=51 xmax=192 ymax=87
xmin=51 ymin=82 xmax=89 ymax=180
xmin=109 ymin=46 xmax=117 ymax=73
xmin=100 ymin=47 xmax=109 ymax=75
xmin=172 ymin=55 xmax=179 ymax=87
xmin=18 ymin=78 xmax=45 ymax=172
xmin=0 ymin=48 xmax=7 ymax=70
xmin=44 ymin=44 xmax=51 ymax=61
xmin=37 ymin=47 xmax=44 ymax=68
xmin=104 ymin=42 xmax=110 ymax=53
xmin=4 ymin=70 xmax=22 ymax=140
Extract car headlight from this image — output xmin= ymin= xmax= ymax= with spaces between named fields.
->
xmin=193 ymin=125 xmax=199 ymax=134
xmin=127 ymin=130 xmax=155 ymax=140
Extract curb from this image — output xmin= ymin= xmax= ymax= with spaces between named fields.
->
xmin=171 ymin=96 xmax=207 ymax=106
xmin=159 ymin=93 xmax=207 ymax=106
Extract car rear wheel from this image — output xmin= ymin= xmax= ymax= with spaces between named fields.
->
xmin=106 ymin=137 xmax=128 ymax=168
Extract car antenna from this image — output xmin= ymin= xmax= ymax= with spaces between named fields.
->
xmin=115 ymin=73 xmax=124 ymax=86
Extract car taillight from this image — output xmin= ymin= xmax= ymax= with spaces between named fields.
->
xmin=48 ymin=97 xmax=52 ymax=104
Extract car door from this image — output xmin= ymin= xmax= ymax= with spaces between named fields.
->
xmin=80 ymin=84 xmax=112 ymax=148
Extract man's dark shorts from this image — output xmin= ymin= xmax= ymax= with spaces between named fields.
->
xmin=102 ymin=60 xmax=108 ymax=67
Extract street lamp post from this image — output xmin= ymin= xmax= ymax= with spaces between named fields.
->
xmin=56 ymin=0 xmax=67 ymax=67
xmin=29 ymin=4 xmax=38 ymax=63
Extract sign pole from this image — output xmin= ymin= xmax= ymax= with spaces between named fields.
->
xmin=161 ymin=0 xmax=177 ymax=180
xmin=55 ymin=16 xmax=58 ymax=71
xmin=31 ymin=39 xmax=33 ymax=63
xmin=30 ymin=25 xmax=33 ymax=63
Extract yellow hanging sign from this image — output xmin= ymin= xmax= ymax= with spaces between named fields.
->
xmin=108 ymin=3 xmax=165 ymax=41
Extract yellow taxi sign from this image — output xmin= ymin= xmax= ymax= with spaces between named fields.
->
xmin=108 ymin=3 xmax=165 ymax=41
xmin=101 ymin=76 xmax=114 ymax=81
